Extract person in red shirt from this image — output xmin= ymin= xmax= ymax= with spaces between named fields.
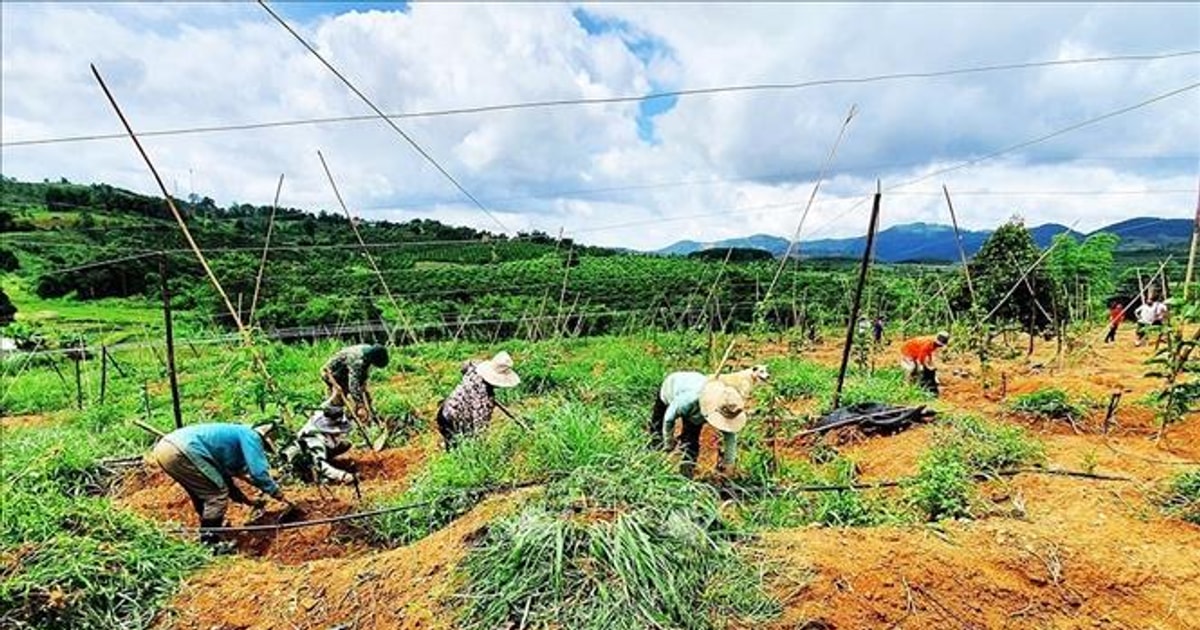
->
xmin=900 ymin=331 xmax=949 ymax=384
xmin=1104 ymin=300 xmax=1124 ymax=344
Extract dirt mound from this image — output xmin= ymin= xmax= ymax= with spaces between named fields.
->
xmin=156 ymin=489 xmax=536 ymax=630
xmin=761 ymin=476 xmax=1200 ymax=629
xmin=115 ymin=442 xmax=433 ymax=564
xmin=1 ymin=413 xmax=56 ymax=430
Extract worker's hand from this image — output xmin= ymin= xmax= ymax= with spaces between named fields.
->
xmin=664 ymin=437 xmax=678 ymax=452
xmin=249 ymin=499 xmax=267 ymax=521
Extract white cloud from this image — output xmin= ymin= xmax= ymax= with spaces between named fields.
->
xmin=1 ymin=2 xmax=1197 ymax=252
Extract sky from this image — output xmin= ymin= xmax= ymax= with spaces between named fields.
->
xmin=1 ymin=2 xmax=1198 ymax=251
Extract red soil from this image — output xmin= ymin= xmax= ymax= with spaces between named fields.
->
xmin=130 ymin=333 xmax=1199 ymax=629
xmin=115 ymin=440 xmax=435 ymax=565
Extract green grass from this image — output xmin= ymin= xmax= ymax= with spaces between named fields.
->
xmin=1156 ymin=471 xmax=1200 ymax=525
xmin=1007 ymin=387 xmax=1091 ymax=421
xmin=460 ymin=455 xmax=779 ymax=630
xmin=0 ymin=411 xmax=208 ymax=629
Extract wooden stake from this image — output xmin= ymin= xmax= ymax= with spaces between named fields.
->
xmin=249 ymin=173 xmax=284 ymax=326
xmin=100 ymin=346 xmax=108 ymax=405
xmin=942 ymin=184 xmax=976 ymax=302
xmin=160 ymin=255 xmax=183 ymax=429
xmin=73 ymin=353 xmax=83 ymax=411
xmin=1186 ymin=178 xmax=1200 ymax=300
xmin=833 ymin=181 xmax=882 ymax=409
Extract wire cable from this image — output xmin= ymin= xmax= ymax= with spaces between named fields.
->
xmin=4 ymin=50 xmax=1196 ymax=149
xmin=257 ymin=0 xmax=511 ymax=233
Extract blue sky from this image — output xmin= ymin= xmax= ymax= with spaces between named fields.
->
xmin=273 ymin=1 xmax=409 ymax=22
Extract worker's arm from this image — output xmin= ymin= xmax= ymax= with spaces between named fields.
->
xmin=717 ymin=431 xmax=738 ymax=471
xmin=241 ymin=433 xmax=283 ymax=498
xmin=662 ymin=392 xmax=699 ymax=450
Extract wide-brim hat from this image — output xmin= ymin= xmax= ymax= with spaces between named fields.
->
xmin=698 ymin=380 xmax=747 ymax=434
xmin=253 ymin=422 xmax=279 ymax=452
xmin=935 ymin=331 xmax=950 ymax=346
xmin=313 ymin=406 xmax=351 ymax=434
xmin=476 ymin=351 xmax=520 ymax=388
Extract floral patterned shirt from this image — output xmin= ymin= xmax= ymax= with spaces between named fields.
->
xmin=441 ymin=361 xmax=495 ymax=437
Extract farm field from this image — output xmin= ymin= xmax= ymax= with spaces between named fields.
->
xmin=3 ymin=327 xmax=1197 ymax=629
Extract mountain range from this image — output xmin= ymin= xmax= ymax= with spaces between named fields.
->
xmin=655 ymin=217 xmax=1194 ymax=262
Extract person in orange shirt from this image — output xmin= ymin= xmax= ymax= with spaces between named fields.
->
xmin=899 ymin=331 xmax=949 ymax=384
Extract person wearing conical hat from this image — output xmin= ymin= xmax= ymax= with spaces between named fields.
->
xmin=436 ymin=351 xmax=521 ymax=450
xmin=650 ymin=371 xmax=748 ymax=478
xmin=283 ymin=405 xmax=355 ymax=485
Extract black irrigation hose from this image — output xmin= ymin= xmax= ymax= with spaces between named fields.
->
xmin=729 ymin=466 xmax=1133 ymax=497
xmin=178 ymin=480 xmax=546 ymax=535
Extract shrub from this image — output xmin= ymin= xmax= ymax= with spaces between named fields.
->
xmin=906 ymin=446 xmax=973 ymax=521
xmin=1156 ymin=471 xmax=1200 ymax=525
xmin=1008 ymin=388 xmax=1088 ymax=421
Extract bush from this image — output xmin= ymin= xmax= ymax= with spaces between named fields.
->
xmin=1008 ymin=388 xmax=1088 ymax=421
xmin=1156 ymin=471 xmax=1200 ymax=525
xmin=906 ymin=446 xmax=973 ymax=521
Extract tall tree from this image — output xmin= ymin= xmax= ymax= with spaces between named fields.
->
xmin=963 ymin=217 xmax=1056 ymax=331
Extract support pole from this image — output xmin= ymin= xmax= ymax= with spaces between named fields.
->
xmin=942 ymin=184 xmax=976 ymax=303
xmin=1186 ymin=178 xmax=1200 ymax=301
xmin=160 ymin=255 xmax=183 ymax=429
xmin=73 ymin=353 xmax=83 ymax=411
xmin=100 ymin=346 xmax=108 ymax=405
xmin=833 ymin=181 xmax=882 ymax=409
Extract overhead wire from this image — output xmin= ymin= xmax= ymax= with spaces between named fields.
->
xmin=3 ymin=50 xmax=1196 ymax=149
xmin=257 ymin=0 xmax=512 ymax=233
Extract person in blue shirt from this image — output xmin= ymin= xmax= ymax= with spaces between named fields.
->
xmin=150 ymin=422 xmax=290 ymax=547
xmin=649 ymin=372 xmax=747 ymax=478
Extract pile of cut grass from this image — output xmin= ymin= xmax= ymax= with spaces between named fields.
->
xmin=460 ymin=455 xmax=780 ymax=630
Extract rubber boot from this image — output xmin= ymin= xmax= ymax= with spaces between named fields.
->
xmin=199 ymin=517 xmax=234 ymax=555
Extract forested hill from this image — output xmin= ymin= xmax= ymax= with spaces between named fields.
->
xmin=1 ymin=176 xmax=928 ymax=341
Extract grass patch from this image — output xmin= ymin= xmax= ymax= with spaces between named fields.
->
xmin=931 ymin=415 xmax=1045 ymax=475
xmin=459 ymin=455 xmax=780 ymax=630
xmin=1008 ymin=388 xmax=1090 ymax=421
xmin=1 ymin=420 xmax=207 ymax=629
xmin=1155 ymin=471 xmax=1200 ymax=525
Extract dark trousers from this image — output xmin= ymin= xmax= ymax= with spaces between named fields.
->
xmin=1104 ymin=323 xmax=1118 ymax=343
xmin=436 ymin=402 xmax=457 ymax=452
xmin=648 ymin=395 xmax=703 ymax=476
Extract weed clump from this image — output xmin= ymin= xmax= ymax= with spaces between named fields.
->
xmin=1155 ymin=471 xmax=1200 ymax=525
xmin=906 ymin=446 xmax=973 ymax=521
xmin=1008 ymin=388 xmax=1089 ymax=422
xmin=932 ymin=415 xmax=1044 ymax=474
xmin=460 ymin=455 xmax=780 ymax=630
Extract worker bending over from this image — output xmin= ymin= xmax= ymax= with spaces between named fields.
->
xmin=283 ymin=406 xmax=355 ymax=484
xmin=437 ymin=351 xmax=521 ymax=450
xmin=650 ymin=372 xmax=747 ymax=478
xmin=321 ymin=344 xmax=389 ymax=423
xmin=900 ymin=331 xmax=949 ymax=387
xmin=150 ymin=422 xmax=289 ymax=548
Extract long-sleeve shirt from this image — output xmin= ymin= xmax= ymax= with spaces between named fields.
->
xmin=441 ymin=362 xmax=495 ymax=438
xmin=659 ymin=371 xmax=738 ymax=467
xmin=162 ymin=423 xmax=280 ymax=496
xmin=323 ymin=345 xmax=374 ymax=400
xmin=900 ymin=337 xmax=940 ymax=365
xmin=282 ymin=413 xmax=352 ymax=483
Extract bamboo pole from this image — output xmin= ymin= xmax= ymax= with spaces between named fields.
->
xmin=833 ymin=181 xmax=882 ymax=409
xmin=249 ymin=173 xmax=285 ymax=326
xmin=942 ymin=184 xmax=976 ymax=302
xmin=1186 ymin=180 xmax=1200 ymax=300
xmin=317 ymin=150 xmax=417 ymax=345
xmin=160 ymin=255 xmax=183 ymax=429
